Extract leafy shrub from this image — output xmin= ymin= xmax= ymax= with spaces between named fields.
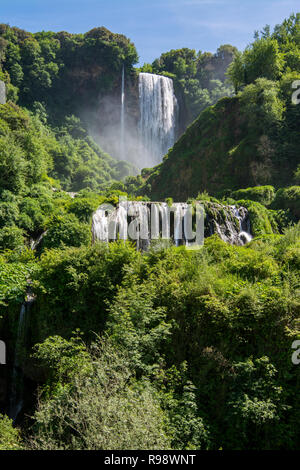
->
xmin=0 ymin=414 xmax=22 ymax=450
xmin=236 ymin=200 xmax=276 ymax=236
xmin=0 ymin=225 xmax=24 ymax=251
xmin=232 ymin=186 xmax=275 ymax=206
xmin=42 ymin=214 xmax=91 ymax=249
xmin=272 ymin=186 xmax=300 ymax=219
xmin=30 ymin=336 xmax=171 ymax=450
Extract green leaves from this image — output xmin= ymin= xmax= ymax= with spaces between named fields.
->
xmin=0 ymin=414 xmax=22 ymax=450
xmin=0 ymin=260 xmax=31 ymax=305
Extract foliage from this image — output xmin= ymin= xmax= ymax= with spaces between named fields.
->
xmin=0 ymin=25 xmax=138 ymax=123
xmin=25 ymin=227 xmax=300 ymax=449
xmin=0 ymin=414 xmax=22 ymax=450
xmin=42 ymin=214 xmax=91 ymax=250
xmin=30 ymin=337 xmax=171 ymax=450
xmin=141 ymin=15 xmax=300 ymax=201
xmin=142 ymin=45 xmax=236 ymax=124
xmin=0 ymin=15 xmax=299 ymax=453
xmin=231 ymin=186 xmax=275 ymax=206
xmin=272 ymin=186 xmax=300 ymax=219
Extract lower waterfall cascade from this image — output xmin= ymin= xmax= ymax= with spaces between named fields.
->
xmin=92 ymin=201 xmax=253 ymax=249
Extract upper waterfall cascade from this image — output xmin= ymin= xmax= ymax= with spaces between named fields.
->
xmin=138 ymin=73 xmax=178 ymax=167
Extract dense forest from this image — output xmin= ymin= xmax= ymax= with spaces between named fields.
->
xmin=0 ymin=13 xmax=299 ymax=451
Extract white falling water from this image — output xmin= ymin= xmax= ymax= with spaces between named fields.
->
xmin=9 ymin=290 xmax=35 ymax=423
xmin=151 ymin=203 xmax=170 ymax=240
xmin=120 ymin=64 xmax=125 ymax=160
xmin=139 ymin=73 xmax=178 ymax=167
xmin=92 ymin=208 xmax=109 ymax=243
xmin=91 ymin=201 xmax=252 ymax=249
xmin=231 ymin=206 xmax=253 ymax=244
xmin=9 ymin=301 xmax=28 ymax=423
xmin=110 ymin=203 xmax=128 ymax=241
xmin=173 ymin=203 xmax=189 ymax=246
xmin=128 ymin=202 xmax=150 ymax=250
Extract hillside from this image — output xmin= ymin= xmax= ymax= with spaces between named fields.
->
xmin=136 ymin=16 xmax=300 ymax=201
xmin=140 ymin=85 xmax=300 ymax=201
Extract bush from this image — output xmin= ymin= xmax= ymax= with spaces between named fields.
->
xmin=232 ymin=186 xmax=275 ymax=206
xmin=30 ymin=337 xmax=171 ymax=450
xmin=0 ymin=414 xmax=22 ymax=450
xmin=0 ymin=225 xmax=24 ymax=251
xmin=43 ymin=214 xmax=91 ymax=249
xmin=272 ymin=186 xmax=300 ymax=219
xmin=236 ymin=200 xmax=276 ymax=236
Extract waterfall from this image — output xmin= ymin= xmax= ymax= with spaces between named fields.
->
xmin=110 ymin=203 xmax=128 ymax=241
xmin=92 ymin=207 xmax=109 ymax=243
xmin=150 ymin=202 xmax=170 ymax=242
xmin=120 ymin=64 xmax=125 ymax=160
xmin=30 ymin=231 xmax=47 ymax=251
xmin=138 ymin=73 xmax=178 ymax=167
xmin=9 ymin=293 xmax=33 ymax=423
xmin=92 ymin=201 xmax=252 ymax=249
xmin=231 ymin=206 xmax=253 ymax=244
xmin=173 ymin=203 xmax=189 ymax=246
xmin=128 ymin=202 xmax=150 ymax=251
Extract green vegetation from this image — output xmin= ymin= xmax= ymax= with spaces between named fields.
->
xmin=30 ymin=337 xmax=171 ymax=450
xmin=0 ymin=25 xmax=138 ymax=123
xmin=0 ymin=15 xmax=299 ymax=451
xmin=138 ymin=15 xmax=300 ymax=201
xmin=0 ymin=414 xmax=22 ymax=450
xmin=3 ymin=225 xmax=296 ymax=450
xmin=272 ymin=186 xmax=300 ymax=219
xmin=232 ymin=186 xmax=276 ymax=206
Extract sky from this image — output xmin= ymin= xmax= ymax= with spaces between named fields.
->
xmin=0 ymin=0 xmax=299 ymax=64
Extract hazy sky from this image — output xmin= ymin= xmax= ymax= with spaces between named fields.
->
xmin=1 ymin=0 xmax=299 ymax=64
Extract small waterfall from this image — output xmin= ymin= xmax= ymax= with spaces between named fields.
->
xmin=110 ymin=203 xmax=128 ymax=241
xmin=9 ymin=292 xmax=33 ymax=423
xmin=120 ymin=64 xmax=125 ymax=160
xmin=138 ymin=73 xmax=178 ymax=167
xmin=30 ymin=231 xmax=47 ymax=251
xmin=205 ymin=203 xmax=252 ymax=245
xmin=231 ymin=206 xmax=253 ymax=244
